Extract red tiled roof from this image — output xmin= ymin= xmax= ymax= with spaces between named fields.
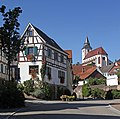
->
xmin=109 ymin=65 xmax=120 ymax=75
xmin=78 ymin=67 xmax=96 ymax=80
xmin=72 ymin=64 xmax=95 ymax=75
xmin=64 ymin=50 xmax=72 ymax=59
xmin=84 ymin=47 xmax=107 ymax=59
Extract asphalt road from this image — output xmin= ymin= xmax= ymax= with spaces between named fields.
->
xmin=2 ymin=99 xmax=120 ymax=119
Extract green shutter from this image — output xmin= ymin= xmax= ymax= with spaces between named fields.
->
xmin=25 ymin=47 xmax=28 ymax=55
xmin=34 ymin=46 xmax=38 ymax=56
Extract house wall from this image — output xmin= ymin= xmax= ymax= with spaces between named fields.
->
xmin=19 ymin=24 xmax=69 ymax=87
xmin=106 ymin=75 xmax=118 ymax=86
xmin=82 ymin=54 xmax=108 ymax=67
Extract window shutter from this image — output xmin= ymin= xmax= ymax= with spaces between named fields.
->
xmin=34 ymin=46 xmax=38 ymax=56
xmin=25 ymin=47 xmax=28 ymax=55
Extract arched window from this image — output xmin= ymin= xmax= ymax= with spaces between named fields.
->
xmin=98 ymin=57 xmax=100 ymax=64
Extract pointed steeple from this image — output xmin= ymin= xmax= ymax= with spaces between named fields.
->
xmin=82 ymin=36 xmax=92 ymax=49
xmin=84 ymin=36 xmax=90 ymax=46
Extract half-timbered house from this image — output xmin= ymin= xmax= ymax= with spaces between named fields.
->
xmin=18 ymin=23 xmax=72 ymax=89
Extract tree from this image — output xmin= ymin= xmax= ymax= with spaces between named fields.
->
xmin=0 ymin=5 xmax=22 ymax=81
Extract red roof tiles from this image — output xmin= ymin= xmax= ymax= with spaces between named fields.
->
xmin=84 ymin=47 xmax=107 ymax=59
xmin=64 ymin=50 xmax=72 ymax=59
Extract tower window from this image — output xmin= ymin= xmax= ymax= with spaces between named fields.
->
xmin=98 ymin=57 xmax=100 ymax=64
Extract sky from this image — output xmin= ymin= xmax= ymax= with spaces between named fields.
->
xmin=0 ymin=0 xmax=120 ymax=64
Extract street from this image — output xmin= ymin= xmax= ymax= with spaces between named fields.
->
xmin=3 ymin=99 xmax=119 ymax=119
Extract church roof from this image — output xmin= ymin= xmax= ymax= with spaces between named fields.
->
xmin=84 ymin=47 xmax=108 ymax=59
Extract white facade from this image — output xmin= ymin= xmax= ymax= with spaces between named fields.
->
xmin=106 ymin=75 xmax=118 ymax=86
xmin=18 ymin=23 xmax=69 ymax=87
xmin=82 ymin=37 xmax=108 ymax=67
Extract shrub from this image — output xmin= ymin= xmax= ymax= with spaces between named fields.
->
xmin=112 ymin=90 xmax=120 ymax=99
xmin=105 ymin=90 xmax=113 ymax=99
xmin=88 ymin=77 xmax=105 ymax=85
xmin=0 ymin=81 xmax=25 ymax=108
xmin=82 ymin=84 xmax=91 ymax=98
xmin=91 ymin=88 xmax=105 ymax=99
xmin=31 ymin=88 xmax=45 ymax=99
xmin=23 ymin=79 xmax=34 ymax=95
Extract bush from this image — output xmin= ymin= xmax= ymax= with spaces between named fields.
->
xmin=82 ymin=84 xmax=91 ymax=98
xmin=91 ymin=88 xmax=105 ymax=99
xmin=23 ymin=79 xmax=34 ymax=95
xmin=0 ymin=81 xmax=25 ymax=108
xmin=105 ymin=90 xmax=113 ymax=99
xmin=31 ymin=88 xmax=45 ymax=99
xmin=112 ymin=90 xmax=120 ymax=99
xmin=88 ymin=78 xmax=105 ymax=85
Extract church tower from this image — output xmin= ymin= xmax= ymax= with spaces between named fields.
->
xmin=82 ymin=36 xmax=92 ymax=63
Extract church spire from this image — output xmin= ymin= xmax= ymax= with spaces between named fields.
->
xmin=82 ymin=36 xmax=92 ymax=49
xmin=84 ymin=36 xmax=90 ymax=46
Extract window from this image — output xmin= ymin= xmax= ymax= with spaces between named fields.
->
xmin=25 ymin=46 xmax=38 ymax=56
xmin=54 ymin=51 xmax=58 ymax=61
xmin=1 ymin=64 xmax=3 ymax=73
xmin=28 ymin=47 xmax=34 ymax=54
xmin=46 ymin=67 xmax=52 ymax=80
xmin=29 ymin=30 xmax=33 ymax=36
xmin=102 ymin=57 xmax=105 ymax=60
xmin=48 ymin=48 xmax=52 ymax=58
xmin=60 ymin=55 xmax=64 ymax=63
xmin=98 ymin=57 xmax=100 ymax=64
xmin=29 ymin=65 xmax=39 ymax=74
xmin=58 ymin=70 xmax=65 ymax=84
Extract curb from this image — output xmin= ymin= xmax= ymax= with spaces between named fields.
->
xmin=109 ymin=104 xmax=120 ymax=114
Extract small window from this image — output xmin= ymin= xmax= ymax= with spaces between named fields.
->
xmin=1 ymin=64 xmax=3 ymax=73
xmin=28 ymin=47 xmax=34 ymax=54
xmin=29 ymin=65 xmax=39 ymax=74
xmin=58 ymin=70 xmax=65 ymax=84
xmin=98 ymin=57 xmax=100 ymax=64
xmin=102 ymin=57 xmax=105 ymax=60
xmin=60 ymin=55 xmax=64 ymax=63
xmin=46 ymin=67 xmax=52 ymax=80
xmin=48 ymin=48 xmax=52 ymax=58
xmin=25 ymin=46 xmax=38 ymax=56
xmin=54 ymin=51 xmax=58 ymax=61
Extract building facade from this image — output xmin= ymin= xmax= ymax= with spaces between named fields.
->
xmin=18 ymin=23 xmax=72 ymax=88
xmin=82 ymin=37 xmax=108 ymax=67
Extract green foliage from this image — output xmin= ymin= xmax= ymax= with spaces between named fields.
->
xmin=17 ymin=83 xmax=24 ymax=91
xmin=87 ymin=77 xmax=105 ymax=85
xmin=0 ymin=5 xmax=22 ymax=61
xmin=40 ymin=64 xmax=46 ymax=80
xmin=111 ymin=90 xmax=120 ymax=99
xmin=0 ymin=5 xmax=22 ymax=81
xmin=0 ymin=81 xmax=25 ymax=108
xmin=82 ymin=84 xmax=91 ymax=98
xmin=23 ymin=79 xmax=34 ymax=95
xmin=91 ymin=88 xmax=105 ymax=99
xmin=105 ymin=90 xmax=113 ymax=99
